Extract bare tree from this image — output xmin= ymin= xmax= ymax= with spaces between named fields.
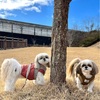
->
xmin=50 ymin=0 xmax=72 ymax=84
xmin=83 ymin=17 xmax=98 ymax=32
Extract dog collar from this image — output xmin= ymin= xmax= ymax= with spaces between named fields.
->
xmin=77 ymin=73 xmax=95 ymax=85
xmin=38 ymin=69 xmax=45 ymax=75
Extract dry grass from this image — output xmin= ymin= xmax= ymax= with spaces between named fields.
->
xmin=0 ymin=46 xmax=100 ymax=100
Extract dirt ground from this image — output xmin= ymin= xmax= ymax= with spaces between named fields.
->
xmin=0 ymin=46 xmax=100 ymax=100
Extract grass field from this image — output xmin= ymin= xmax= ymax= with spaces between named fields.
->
xmin=0 ymin=46 xmax=100 ymax=100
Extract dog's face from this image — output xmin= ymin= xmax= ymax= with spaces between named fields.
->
xmin=81 ymin=60 xmax=92 ymax=73
xmin=76 ymin=59 xmax=99 ymax=75
xmin=37 ymin=53 xmax=50 ymax=65
xmin=35 ymin=53 xmax=50 ymax=68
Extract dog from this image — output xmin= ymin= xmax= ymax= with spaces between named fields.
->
xmin=1 ymin=53 xmax=50 ymax=91
xmin=67 ymin=58 xmax=99 ymax=92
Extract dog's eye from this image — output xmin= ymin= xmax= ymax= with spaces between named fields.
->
xmin=88 ymin=64 xmax=91 ymax=67
xmin=40 ymin=57 xmax=43 ymax=60
xmin=82 ymin=64 xmax=86 ymax=67
xmin=45 ymin=56 xmax=48 ymax=59
xmin=15 ymin=68 xmax=17 ymax=72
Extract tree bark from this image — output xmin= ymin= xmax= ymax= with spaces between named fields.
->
xmin=50 ymin=0 xmax=72 ymax=84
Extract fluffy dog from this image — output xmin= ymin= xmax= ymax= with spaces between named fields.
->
xmin=1 ymin=53 xmax=50 ymax=91
xmin=67 ymin=58 xmax=99 ymax=92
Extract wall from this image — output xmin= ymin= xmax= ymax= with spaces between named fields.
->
xmin=0 ymin=19 xmax=52 ymax=37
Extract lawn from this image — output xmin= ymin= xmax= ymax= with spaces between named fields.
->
xmin=0 ymin=46 xmax=100 ymax=100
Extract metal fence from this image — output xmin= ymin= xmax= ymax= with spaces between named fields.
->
xmin=0 ymin=36 xmax=27 ymax=50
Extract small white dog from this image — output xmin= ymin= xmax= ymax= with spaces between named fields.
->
xmin=67 ymin=58 xmax=99 ymax=92
xmin=1 ymin=53 xmax=50 ymax=91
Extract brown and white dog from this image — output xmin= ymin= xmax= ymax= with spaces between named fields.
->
xmin=67 ymin=58 xmax=99 ymax=92
xmin=1 ymin=53 xmax=50 ymax=92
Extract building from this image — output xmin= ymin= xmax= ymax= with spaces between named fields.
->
xmin=0 ymin=19 xmax=52 ymax=46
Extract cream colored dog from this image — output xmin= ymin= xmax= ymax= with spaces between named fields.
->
xmin=1 ymin=53 xmax=50 ymax=91
xmin=67 ymin=58 xmax=99 ymax=92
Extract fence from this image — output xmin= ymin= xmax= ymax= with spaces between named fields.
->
xmin=0 ymin=36 xmax=27 ymax=50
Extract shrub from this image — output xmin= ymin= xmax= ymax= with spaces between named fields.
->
xmin=79 ymin=31 xmax=100 ymax=47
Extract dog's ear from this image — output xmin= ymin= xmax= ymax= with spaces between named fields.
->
xmin=34 ymin=55 xmax=40 ymax=68
xmin=46 ymin=62 xmax=51 ymax=68
xmin=76 ymin=63 xmax=81 ymax=74
xmin=92 ymin=61 xmax=99 ymax=74
xmin=46 ymin=56 xmax=51 ymax=68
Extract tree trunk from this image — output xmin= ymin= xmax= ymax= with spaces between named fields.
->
xmin=50 ymin=0 xmax=72 ymax=84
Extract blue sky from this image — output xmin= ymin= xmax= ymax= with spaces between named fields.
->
xmin=0 ymin=0 xmax=99 ymax=30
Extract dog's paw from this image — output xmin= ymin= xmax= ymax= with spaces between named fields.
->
xmin=87 ymin=89 xmax=93 ymax=93
xmin=33 ymin=80 xmax=45 ymax=85
xmin=33 ymin=80 xmax=37 ymax=85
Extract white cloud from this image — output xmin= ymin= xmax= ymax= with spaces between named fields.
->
xmin=25 ymin=6 xmax=41 ymax=12
xmin=0 ymin=0 xmax=52 ymax=11
xmin=0 ymin=0 xmax=52 ymax=18
xmin=0 ymin=11 xmax=16 ymax=18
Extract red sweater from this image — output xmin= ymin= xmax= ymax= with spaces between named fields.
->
xmin=21 ymin=64 xmax=45 ymax=80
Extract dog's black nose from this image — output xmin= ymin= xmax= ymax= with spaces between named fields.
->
xmin=85 ymin=66 xmax=88 ymax=70
xmin=43 ymin=58 xmax=46 ymax=61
